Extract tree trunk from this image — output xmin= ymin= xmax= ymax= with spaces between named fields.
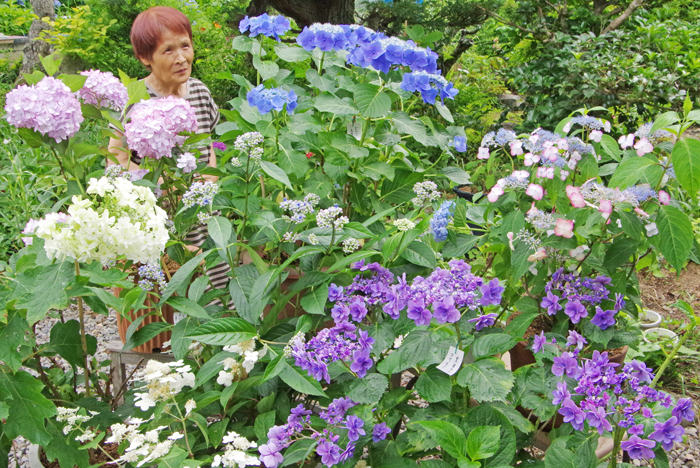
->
xmin=21 ymin=0 xmax=55 ymax=74
xmin=601 ymin=0 xmax=643 ymax=34
xmin=246 ymin=0 xmax=355 ymax=27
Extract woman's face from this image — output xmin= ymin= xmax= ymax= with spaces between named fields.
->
xmin=140 ymin=29 xmax=194 ymax=89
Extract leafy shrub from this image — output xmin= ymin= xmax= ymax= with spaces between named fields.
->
xmin=0 ymin=1 xmax=36 ymax=36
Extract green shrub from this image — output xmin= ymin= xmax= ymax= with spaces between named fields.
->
xmin=0 ymin=1 xmax=36 ymax=36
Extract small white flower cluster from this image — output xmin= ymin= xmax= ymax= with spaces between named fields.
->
xmin=282 ymin=232 xmax=301 ymax=242
xmin=307 ymin=233 xmax=320 ymax=245
xmin=25 ymin=176 xmax=169 ymax=264
xmin=56 ymin=407 xmax=91 ymax=437
xmin=217 ymin=339 xmax=264 ymax=387
xmin=411 ymin=181 xmax=440 ymax=207
xmin=182 ymin=180 xmax=219 ymax=209
xmin=342 ymin=237 xmax=363 ymax=253
xmin=134 ymin=360 xmax=196 ymax=411
xmin=393 ymin=218 xmax=416 ymax=232
xmin=234 ymin=132 xmax=265 ymax=163
xmin=316 ymin=205 xmax=348 ymax=229
xmin=212 ymin=431 xmax=260 ymax=468
xmin=107 ymin=419 xmax=177 ymax=467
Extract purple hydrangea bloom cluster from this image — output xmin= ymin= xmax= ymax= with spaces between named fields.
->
xmin=401 ymin=71 xmax=458 ymax=105
xmin=542 ymin=268 xmax=623 ymax=328
xmin=346 ymin=36 xmax=439 ymax=74
xmin=259 ymin=398 xmax=390 ymax=468
xmin=77 ymin=70 xmax=128 ymax=111
xmin=429 ymin=200 xmax=455 ymax=242
xmin=213 ymin=141 xmax=227 ymax=151
xmin=297 ymin=23 xmax=377 ymax=52
xmin=290 ymin=321 xmax=375 ymax=382
xmin=550 ymin=349 xmax=693 ymax=460
xmin=123 ymin=96 xmax=198 ymax=159
xmin=247 ymin=85 xmax=298 ymax=115
xmin=5 ymin=76 xmax=84 ymax=142
xmin=239 ymin=14 xmax=291 ymax=40
xmin=136 ymin=262 xmax=168 ymax=291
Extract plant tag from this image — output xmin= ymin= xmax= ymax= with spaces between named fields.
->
xmin=347 ymin=121 xmax=362 ymax=140
xmin=173 ymin=312 xmax=186 ymax=325
xmin=436 ymin=346 xmax=465 ymax=376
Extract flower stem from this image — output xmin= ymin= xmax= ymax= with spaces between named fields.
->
xmin=610 ymin=425 xmax=625 ymax=468
xmin=75 ymin=260 xmax=90 ymax=397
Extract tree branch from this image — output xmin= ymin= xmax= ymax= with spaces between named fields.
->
xmin=441 ymin=32 xmax=474 ymax=73
xmin=476 ymin=5 xmax=537 ymax=36
xmin=601 ymin=0 xmax=644 ymax=34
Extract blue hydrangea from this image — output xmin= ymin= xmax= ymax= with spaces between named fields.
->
xmin=625 ymin=186 xmax=658 ymax=203
xmin=400 ymin=71 xmax=458 ymax=104
xmin=247 ymin=85 xmax=298 ymax=114
xmin=296 ymin=24 xmax=377 ymax=52
xmin=347 ymin=36 xmax=439 ymax=74
xmin=452 ymin=136 xmax=467 ymax=152
xmin=430 ymin=200 xmax=455 ymax=242
xmin=239 ymin=14 xmax=291 ymax=40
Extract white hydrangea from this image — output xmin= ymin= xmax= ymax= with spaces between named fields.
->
xmin=31 ymin=176 xmax=168 ymax=264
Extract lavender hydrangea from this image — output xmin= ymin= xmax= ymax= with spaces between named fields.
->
xmin=347 ymin=36 xmax=439 ymax=74
xmin=77 ymin=70 xmax=128 ymax=111
xmin=297 ymin=23 xmax=376 ymax=52
xmin=247 ymin=85 xmax=298 ymax=114
xmin=5 ymin=76 xmax=84 ymax=142
xmin=123 ymin=96 xmax=198 ymax=159
xmin=239 ymin=13 xmax=291 ymax=40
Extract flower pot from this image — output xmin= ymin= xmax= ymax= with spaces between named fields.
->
xmin=640 ymin=309 xmax=662 ymax=329
xmin=643 ymin=327 xmax=679 ymax=345
xmin=452 ymin=186 xmax=485 ymax=237
xmin=114 ymin=287 xmax=175 ymax=354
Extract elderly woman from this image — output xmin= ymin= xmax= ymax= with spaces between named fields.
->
xmin=108 ymin=6 xmax=228 ymax=294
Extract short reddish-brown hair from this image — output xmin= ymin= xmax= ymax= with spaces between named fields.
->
xmin=130 ymin=7 xmax=193 ymax=62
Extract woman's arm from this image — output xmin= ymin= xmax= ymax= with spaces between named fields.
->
xmin=107 ymin=131 xmax=138 ymax=171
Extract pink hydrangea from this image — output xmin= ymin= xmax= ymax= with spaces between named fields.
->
xmin=526 ymin=183 xmax=544 ymax=200
xmin=566 ymin=185 xmax=586 ymax=208
xmin=554 ymin=218 xmax=574 ymax=238
xmin=5 ymin=76 xmax=84 ymax=142
xmin=77 ymin=70 xmax=128 ymax=111
xmin=124 ymin=96 xmax=198 ymax=159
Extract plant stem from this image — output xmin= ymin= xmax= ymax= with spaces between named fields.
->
xmin=318 ymin=52 xmax=325 ymax=75
xmin=75 ymin=261 xmax=90 ymax=397
xmin=173 ymin=399 xmax=193 ymax=455
xmin=651 ymin=322 xmax=694 ymax=388
xmin=609 ymin=426 xmax=625 ymax=468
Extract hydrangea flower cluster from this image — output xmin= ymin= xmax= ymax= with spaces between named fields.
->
xmin=103 ymin=164 xmax=150 ymax=183
xmin=124 ymin=96 xmax=198 ymax=159
xmin=26 ymin=177 xmax=169 ymax=264
xmin=247 ymin=85 xmax=298 ymax=115
xmin=280 ymin=193 xmax=321 ymax=223
xmin=217 ymin=338 xmax=263 ymax=386
xmin=212 ymin=431 xmax=260 ymax=468
xmin=347 ymin=36 xmax=439 ymax=74
xmin=316 ymin=205 xmax=349 ymax=229
xmin=549 ymin=348 xmax=693 ymax=461
xmin=234 ymin=131 xmax=265 ymax=164
xmin=239 ymin=13 xmax=291 ymax=40
xmin=411 ymin=181 xmax=440 ymax=207
xmin=213 ymin=141 xmax=227 ymax=151
xmin=56 ymin=407 xmax=94 ymax=443
xmin=342 ymin=237 xmax=363 ymax=253
xmin=430 ymin=200 xmax=455 ymax=242
xmin=393 ymin=218 xmax=416 ymax=232
xmin=400 ymin=71 xmax=458 ymax=105
xmin=289 ymin=320 xmax=375 ymax=381
xmin=296 ymin=23 xmax=377 ymax=52
xmin=134 ymin=359 xmax=196 ymax=411
xmin=182 ymin=181 xmax=218 ymax=209
xmin=259 ymin=399 xmax=390 ymax=468
xmin=5 ymin=76 xmax=84 ymax=142
xmin=452 ymin=135 xmax=467 ymax=152
xmin=137 ymin=263 xmax=168 ymax=292
xmin=76 ymin=69 xmax=128 ymax=111
xmin=542 ymin=268 xmax=624 ymax=328
xmin=176 ymin=152 xmax=197 ymax=173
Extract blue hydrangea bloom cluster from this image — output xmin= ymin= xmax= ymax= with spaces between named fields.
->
xmin=182 ymin=181 xmax=218 ymax=209
xmin=401 ymin=71 xmax=458 ymax=105
xmin=547 ymin=346 xmax=693 ymax=461
xmin=328 ymin=259 xmax=503 ymax=329
xmin=247 ymin=85 xmax=298 ymax=115
xmin=136 ymin=263 xmax=167 ymax=292
xmin=297 ymin=24 xmax=377 ymax=52
xmin=430 ymin=200 xmax=455 ymax=242
xmin=452 ymin=135 xmax=467 ymax=152
xmin=279 ymin=193 xmax=320 ymax=223
xmin=346 ymin=36 xmax=439 ymax=74
xmin=258 ymin=398 xmax=391 ymax=468
xmin=239 ymin=13 xmax=291 ymax=40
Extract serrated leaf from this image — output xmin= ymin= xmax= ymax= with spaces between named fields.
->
xmin=275 ymin=43 xmax=311 ymax=62
xmin=543 ymin=437 xmax=577 ymax=468
xmin=260 ymin=160 xmax=293 ymax=189
xmin=253 ymin=56 xmax=279 ymax=81
xmin=160 ymin=251 xmax=213 ymax=303
xmin=471 ymin=334 xmax=518 ymax=359
xmin=16 ymin=260 xmax=73 ymax=324
xmin=651 ymin=205 xmax=693 ymax=272
xmin=300 ymin=287 xmax=328 ymax=315
xmin=415 ymin=366 xmax=452 ymax=403
xmin=608 ymin=157 xmax=656 ymax=189
xmin=48 ymin=320 xmax=97 ymax=368
xmin=671 ymin=138 xmax=700 ymax=202
xmin=415 ymin=420 xmax=467 ymax=459
xmin=650 ymin=111 xmax=679 ymax=134
xmin=354 ymin=84 xmax=392 ymax=118
xmin=167 ymin=296 xmax=211 ymax=320
xmin=314 ymin=93 xmax=359 ymax=115
xmin=58 ymin=74 xmax=87 ymax=92
xmin=456 ymin=358 xmax=514 ymax=402
xmin=0 ymin=310 xmax=31 ymax=372
xmin=123 ymin=322 xmax=170 ymax=350
xmin=0 ymin=371 xmax=56 ymax=445
xmin=400 ymin=241 xmax=436 ymax=268
xmin=466 ymin=426 xmax=500 ymax=461
xmin=347 ymin=373 xmax=388 ymax=404
xmin=441 ymin=166 xmax=471 ymax=185
xmin=186 ymin=318 xmax=257 ymax=346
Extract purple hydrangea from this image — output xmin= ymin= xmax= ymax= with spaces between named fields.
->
xmin=468 ymin=312 xmax=498 ymax=331
xmin=649 ymin=416 xmax=685 ymax=450
xmin=400 ymin=71 xmax=458 ymax=105
xmin=372 ymin=423 xmax=391 ymax=442
xmin=552 ymin=381 xmax=570 ymax=405
xmin=296 ymin=24 xmax=377 ymax=52
xmin=77 ymin=69 xmax=128 ymax=111
xmin=532 ymin=331 xmax=548 ymax=353
xmin=213 ymin=141 xmax=227 ymax=151
xmin=559 ymin=399 xmax=585 ymax=430
xmin=564 ymin=299 xmax=588 ymax=324
xmin=672 ymin=398 xmax=695 ymax=422
xmin=123 ymin=95 xmax=198 ymax=159
xmin=239 ymin=13 xmax=291 ymax=40
xmin=345 ymin=415 xmax=365 ymax=441
xmin=540 ymin=292 xmax=563 ymax=316
xmin=5 ymin=76 xmax=84 ymax=142
xmin=591 ymin=307 xmax=616 ymax=330
xmin=433 ymin=296 xmax=461 ymax=324
xmin=552 ymin=352 xmax=581 ymax=379
xmin=247 ymin=85 xmax=298 ymax=114
xmin=346 ymin=36 xmax=440 ymax=74
xmin=566 ymin=330 xmax=587 ymax=350
xmin=480 ymin=278 xmax=504 ymax=306
xmin=620 ymin=436 xmax=656 ymax=460
xmin=259 ymin=442 xmax=285 ymax=468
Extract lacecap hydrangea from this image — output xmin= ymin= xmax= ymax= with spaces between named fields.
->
xmin=124 ymin=95 xmax=198 ymax=159
xmin=5 ymin=76 xmax=84 ymax=142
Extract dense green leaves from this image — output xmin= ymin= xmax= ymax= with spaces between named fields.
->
xmin=671 ymin=138 xmax=700 ymax=202
xmin=415 ymin=366 xmax=452 ymax=402
xmin=0 ymin=371 xmax=56 ymax=444
xmin=457 ymin=358 xmax=514 ymax=402
xmin=347 ymin=373 xmax=389 ymax=404
xmin=48 ymin=320 xmax=97 ymax=367
xmin=415 ymin=420 xmax=467 ymax=459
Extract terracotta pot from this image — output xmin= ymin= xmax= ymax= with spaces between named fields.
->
xmin=114 ymin=287 xmax=175 ymax=354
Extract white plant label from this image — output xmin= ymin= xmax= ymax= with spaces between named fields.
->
xmin=173 ymin=312 xmax=186 ymax=325
xmin=437 ymin=346 xmax=465 ymax=376
xmin=347 ymin=121 xmax=362 ymax=140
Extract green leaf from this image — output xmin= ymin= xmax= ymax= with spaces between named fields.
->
xmin=281 ymin=439 xmax=316 ymax=467
xmin=17 ymin=128 xmax=44 ymax=148
xmin=650 ymin=111 xmax=679 ymax=134
xmin=347 ymin=373 xmax=389 ymax=404
xmin=231 ymin=35 xmax=253 ymax=52
xmin=195 ymin=351 xmax=236 ymax=387
xmin=471 ymin=334 xmax=518 ymax=359
xmin=278 ymin=362 xmax=327 ymax=397
xmin=604 ymin=237 xmax=639 ymax=271
xmin=608 ymin=157 xmax=656 ymax=189
xmin=400 ymin=241 xmax=436 ymax=268
xmin=544 ymin=437 xmax=577 ymax=468
xmin=0 ymin=310 xmax=32 ymax=372
xmin=314 ymin=92 xmax=359 ymax=115
xmin=441 ymin=166 xmax=471 ymax=185
xmin=16 ymin=260 xmax=73 ymax=324
xmin=466 ymin=426 xmax=500 ymax=461
xmin=598 ymin=134 xmax=621 ymax=161
xmin=261 ymin=353 xmax=287 ymax=383
xmin=361 ymin=161 xmax=395 ymax=181
xmin=254 ymin=410 xmax=276 ymax=441
xmin=651 ymin=205 xmax=693 ymax=272
xmin=511 ymin=241 xmax=534 ymax=283
xmin=0 ymin=371 xmax=56 ymax=445
xmin=435 ymin=102 xmax=454 ymax=123
xmin=415 ymin=366 xmax=452 ymax=403
xmin=127 ymin=80 xmax=150 ymax=106
xmin=123 ymin=322 xmax=171 ymax=350
xmin=229 ymin=275 xmax=256 ymax=324
xmin=391 ymin=112 xmax=427 ymax=141
xmin=186 ymin=318 xmax=257 ymax=346
xmin=160 ymin=250 xmax=213 ymax=303
xmin=671 ymin=138 xmax=700 ymax=202
xmin=170 ymin=316 xmax=201 ymax=360
xmin=253 ymin=56 xmax=279 ymax=81
xmin=300 ymin=287 xmax=328 ymax=315
xmin=40 ymin=53 xmax=62 ymax=75
xmin=415 ymin=420 xmax=467 ymax=459
xmin=377 ymin=330 xmax=433 ymax=374
xmin=274 ymin=43 xmax=311 ymax=62
xmin=456 ymin=358 xmax=514 ymax=402
xmin=354 ymin=84 xmax=392 ymax=118
xmin=48 ymin=320 xmax=97 ymax=368
xmin=207 ymin=216 xmax=232 ymax=251
xmin=260 ymin=161 xmax=293 ymax=189
xmin=58 ymin=74 xmax=87 ymax=92
xmin=167 ymin=296 xmax=211 ymax=320
xmin=380 ymin=169 xmax=423 ymax=204
xmin=188 ymin=275 xmax=210 ymax=304
xmin=277 ymin=146 xmax=309 ymax=179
